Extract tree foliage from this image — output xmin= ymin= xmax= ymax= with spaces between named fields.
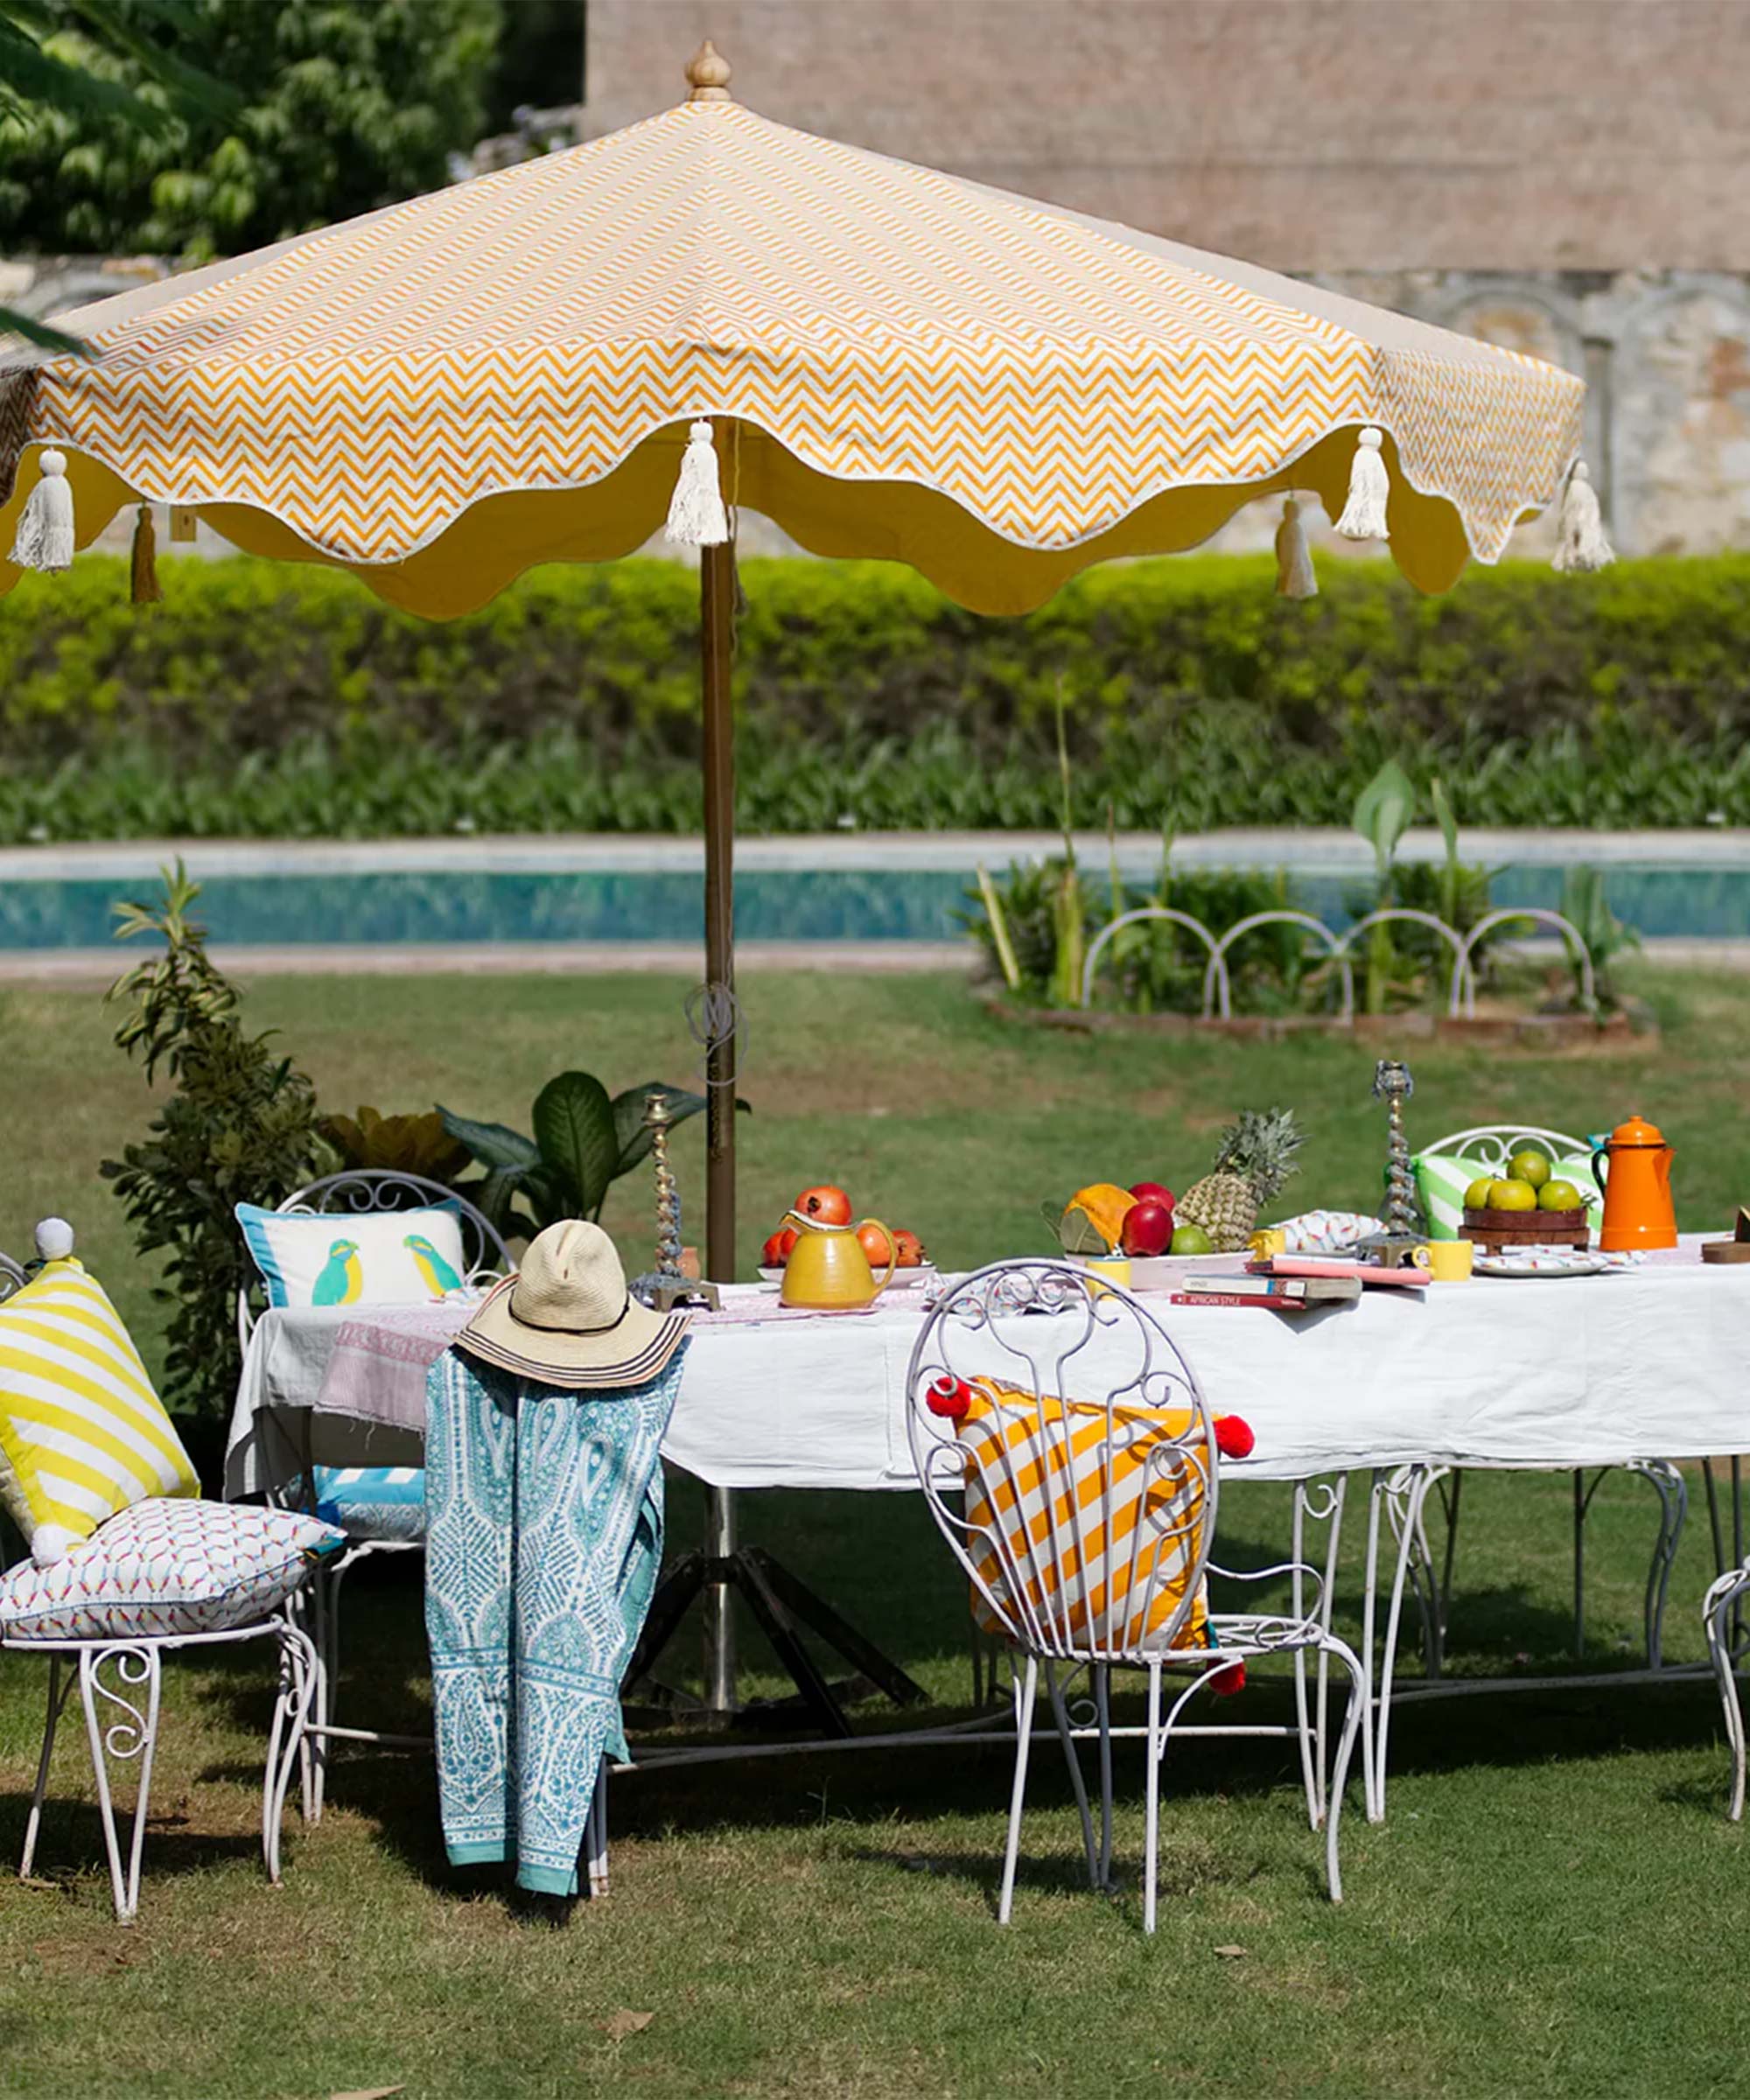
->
xmin=0 ymin=0 xmax=499 ymax=261
xmin=102 ymin=863 xmax=322 ymax=1414
xmin=0 ymin=0 xmax=223 ymax=340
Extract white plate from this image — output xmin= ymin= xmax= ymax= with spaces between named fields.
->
xmin=1474 ymin=1248 xmax=1636 ymax=1279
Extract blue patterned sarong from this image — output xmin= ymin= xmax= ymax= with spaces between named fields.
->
xmin=423 ymin=1342 xmax=683 ymax=1895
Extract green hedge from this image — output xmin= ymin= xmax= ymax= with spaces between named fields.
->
xmin=1 ymin=552 xmax=1746 ymax=836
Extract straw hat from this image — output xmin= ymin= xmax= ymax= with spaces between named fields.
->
xmin=457 ymin=1220 xmax=690 ymax=1390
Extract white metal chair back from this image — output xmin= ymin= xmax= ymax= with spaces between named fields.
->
xmin=906 ymin=1258 xmax=1218 ymax=1666
xmin=0 ymin=1250 xmax=24 ymax=1306
xmin=235 ymin=1170 xmax=513 ymax=1349
xmin=1425 ymin=1124 xmax=1588 ymax=1172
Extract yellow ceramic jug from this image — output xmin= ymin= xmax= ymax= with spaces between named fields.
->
xmin=779 ymin=1209 xmax=897 ymax=1309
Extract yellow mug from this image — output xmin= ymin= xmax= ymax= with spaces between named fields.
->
xmin=1249 ymin=1228 xmax=1287 ymax=1260
xmin=1081 ymin=1256 xmax=1131 ymax=1299
xmin=1413 ymin=1240 xmax=1474 ymax=1282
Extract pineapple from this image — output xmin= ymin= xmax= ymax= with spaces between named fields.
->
xmin=1178 ymin=1108 xmax=1305 ymax=1252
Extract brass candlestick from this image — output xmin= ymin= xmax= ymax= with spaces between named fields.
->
xmin=642 ymin=1088 xmax=718 ymax=1312
xmin=1356 ymin=1057 xmax=1424 ymax=1267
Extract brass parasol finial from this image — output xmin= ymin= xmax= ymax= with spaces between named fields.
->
xmin=685 ymin=40 xmax=733 ymax=102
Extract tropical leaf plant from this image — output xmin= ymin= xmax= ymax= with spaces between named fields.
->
xmin=439 ymin=1075 xmax=748 ymax=1242
xmin=317 ymin=1104 xmax=470 ymax=1184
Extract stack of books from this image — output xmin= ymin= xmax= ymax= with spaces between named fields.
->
xmin=1170 ymin=1273 xmax=1363 ymax=1312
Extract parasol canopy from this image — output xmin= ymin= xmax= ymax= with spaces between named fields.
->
xmin=0 ymin=46 xmax=1585 ymax=613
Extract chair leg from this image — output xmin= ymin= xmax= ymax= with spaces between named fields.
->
xmin=1042 ymin=1660 xmax=1099 ymax=1891
xmin=1704 ymin=1567 xmax=1747 ymax=1822
xmin=1292 ymin=1486 xmax=1320 ymax=1830
xmin=1094 ymin=1663 xmax=1114 ymax=1893
xmin=997 ymin=1655 xmax=1037 ymax=1926
xmin=1142 ymin=1662 xmax=1164 ymax=1936
xmin=1360 ymin=1470 xmax=1386 ymax=1824
xmin=1318 ymin=1637 xmax=1368 ymax=1905
xmin=584 ymin=1767 xmax=609 ymax=1899
xmin=78 ymin=1644 xmax=161 ymax=1926
xmin=263 ymin=1621 xmax=319 ymax=1886
xmin=19 ymin=1656 xmax=70 ymax=1880
xmin=1372 ymin=1466 xmax=1431 ymax=1824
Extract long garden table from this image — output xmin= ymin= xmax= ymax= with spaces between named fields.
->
xmin=227 ymin=1240 xmax=1750 ymax=1814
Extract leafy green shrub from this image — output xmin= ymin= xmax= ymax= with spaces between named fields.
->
xmin=102 ymin=865 xmax=322 ymax=1415
xmin=969 ymin=858 xmax=1313 ymax=1015
xmin=2 ymin=552 xmax=1747 ymax=837
xmin=441 ymin=1077 xmax=733 ymax=1242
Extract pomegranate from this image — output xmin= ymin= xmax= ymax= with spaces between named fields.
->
xmin=892 ymin=1228 xmax=927 ymax=1268
xmin=856 ymin=1221 xmax=896 ymax=1269
xmin=794 ymin=1184 xmax=852 ymax=1226
xmin=1120 ymin=1197 xmax=1174 ymax=1257
xmin=925 ymin=1373 xmax=974 ymax=1419
xmin=1129 ymin=1181 xmax=1176 ymax=1207
xmin=1214 ymin=1414 xmax=1255 ymax=1460
xmin=761 ymin=1225 xmax=799 ymax=1268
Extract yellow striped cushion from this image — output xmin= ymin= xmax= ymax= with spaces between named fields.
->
xmin=960 ymin=1381 xmax=1210 ymax=1655
xmin=0 ymin=1260 xmax=197 ymax=1567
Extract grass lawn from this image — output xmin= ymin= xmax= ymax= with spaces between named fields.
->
xmin=2 ymin=962 xmax=1750 ymax=2097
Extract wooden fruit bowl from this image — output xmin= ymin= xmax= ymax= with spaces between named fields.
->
xmin=1461 ymin=1206 xmax=1590 ymax=1255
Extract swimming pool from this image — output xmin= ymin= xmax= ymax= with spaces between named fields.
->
xmin=0 ymin=848 xmax=1746 ymax=949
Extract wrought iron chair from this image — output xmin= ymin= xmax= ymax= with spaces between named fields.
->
xmin=905 ymin=1259 xmax=1366 ymax=1928
xmin=8 ymin=1614 xmax=319 ymax=1924
xmin=1413 ymin=1124 xmax=1686 ymax=1670
xmin=1704 ymin=1560 xmax=1750 ymax=1820
xmin=235 ymin=1171 xmax=512 ymax=1811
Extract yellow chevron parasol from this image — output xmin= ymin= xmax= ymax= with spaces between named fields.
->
xmin=0 ymin=40 xmax=1597 ymax=1284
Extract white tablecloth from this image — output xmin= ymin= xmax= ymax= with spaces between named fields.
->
xmin=226 ymin=1241 xmax=1750 ymax=1494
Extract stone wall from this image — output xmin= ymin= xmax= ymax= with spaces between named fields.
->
xmin=10 ymin=2 xmax=1748 ymax=562
xmin=584 ymin=0 xmax=1750 ymax=561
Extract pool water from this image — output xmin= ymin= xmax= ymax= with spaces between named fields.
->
xmin=0 ymin=864 xmax=1746 ymax=948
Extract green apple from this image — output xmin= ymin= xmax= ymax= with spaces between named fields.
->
xmin=1463 ymin=1175 xmax=1498 ymax=1211
xmin=1539 ymin=1179 xmax=1583 ymax=1212
xmin=1508 ymin=1149 xmax=1551 ymax=1189
xmin=1489 ymin=1179 xmax=1538 ymax=1212
xmin=1169 ymin=1223 xmax=1214 ymax=1256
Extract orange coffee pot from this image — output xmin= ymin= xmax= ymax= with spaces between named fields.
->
xmin=1592 ymin=1114 xmax=1677 ymax=1251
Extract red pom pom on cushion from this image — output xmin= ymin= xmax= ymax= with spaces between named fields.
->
xmin=926 ymin=1373 xmax=975 ymax=1420
xmin=1209 ymin=1659 xmax=1247 ymax=1697
xmin=1214 ymin=1413 xmax=1255 ymax=1460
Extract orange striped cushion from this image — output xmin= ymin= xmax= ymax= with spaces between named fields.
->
xmin=958 ymin=1381 xmax=1210 ymax=1654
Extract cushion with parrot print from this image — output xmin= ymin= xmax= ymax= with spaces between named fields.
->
xmin=236 ymin=1203 xmax=471 ymax=1311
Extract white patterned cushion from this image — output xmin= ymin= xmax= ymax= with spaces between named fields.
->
xmin=0 ymin=1498 xmax=343 ymax=1643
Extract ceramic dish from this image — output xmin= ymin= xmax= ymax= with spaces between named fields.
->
xmin=1473 ymin=1248 xmax=1640 ymax=1279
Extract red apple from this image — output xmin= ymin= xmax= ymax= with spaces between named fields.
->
xmin=1130 ymin=1181 xmax=1176 ymax=1207
xmin=1120 ymin=1196 xmax=1174 ymax=1256
xmin=795 ymin=1184 xmax=852 ymax=1226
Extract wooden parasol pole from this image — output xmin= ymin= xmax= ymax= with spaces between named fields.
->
xmin=699 ymin=497 xmax=738 ymax=1718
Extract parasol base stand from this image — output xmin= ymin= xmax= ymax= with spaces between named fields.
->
xmin=626 ymin=1546 xmax=930 ymax=1740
